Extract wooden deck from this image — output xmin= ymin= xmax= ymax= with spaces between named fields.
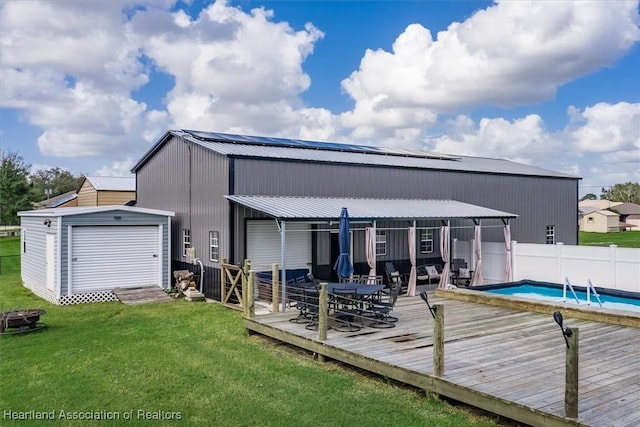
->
xmin=245 ymin=292 xmax=640 ymax=427
xmin=113 ymin=286 xmax=173 ymax=305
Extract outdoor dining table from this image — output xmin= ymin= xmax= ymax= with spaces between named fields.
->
xmin=326 ymin=282 xmax=385 ymax=296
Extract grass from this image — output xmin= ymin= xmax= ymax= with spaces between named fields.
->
xmin=579 ymin=231 xmax=640 ymax=248
xmin=0 ymin=237 xmax=20 ymax=275
xmin=0 ymin=258 xmax=500 ymax=426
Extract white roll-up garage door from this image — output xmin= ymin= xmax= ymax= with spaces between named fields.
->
xmin=70 ymin=225 xmax=160 ymax=293
xmin=247 ymin=221 xmax=311 ymax=271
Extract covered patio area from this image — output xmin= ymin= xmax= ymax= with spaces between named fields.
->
xmin=226 ymin=195 xmax=517 ymax=307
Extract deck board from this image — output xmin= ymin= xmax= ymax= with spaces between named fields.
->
xmin=246 ymin=293 xmax=640 ymax=427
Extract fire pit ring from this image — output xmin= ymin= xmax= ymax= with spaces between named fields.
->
xmin=0 ymin=309 xmax=47 ymax=335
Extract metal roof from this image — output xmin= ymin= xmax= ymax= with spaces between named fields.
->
xmin=84 ymin=175 xmax=136 ymax=191
xmin=131 ymin=130 xmax=580 ymax=179
xmin=225 ymin=195 xmax=517 ymax=221
xmin=18 ymin=206 xmax=174 ymax=217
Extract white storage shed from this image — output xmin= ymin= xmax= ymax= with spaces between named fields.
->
xmin=18 ymin=206 xmax=174 ymax=305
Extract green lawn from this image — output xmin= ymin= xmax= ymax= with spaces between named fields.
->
xmin=0 ymin=271 xmax=500 ymax=426
xmin=0 ymin=237 xmax=20 ymax=275
xmin=579 ymin=231 xmax=640 ymax=248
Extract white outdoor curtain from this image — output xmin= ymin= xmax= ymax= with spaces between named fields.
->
xmin=470 ymin=224 xmax=483 ymax=286
xmin=504 ymin=224 xmax=513 ymax=282
xmin=365 ymin=227 xmax=376 ymax=282
xmin=438 ymin=226 xmax=450 ymax=288
xmin=407 ymin=226 xmax=417 ymax=296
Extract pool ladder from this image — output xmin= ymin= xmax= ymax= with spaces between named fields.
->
xmin=563 ymin=277 xmax=603 ymax=307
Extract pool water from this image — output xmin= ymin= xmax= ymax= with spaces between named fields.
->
xmin=483 ymin=283 xmax=640 ymax=313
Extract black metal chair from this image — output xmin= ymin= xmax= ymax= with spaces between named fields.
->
xmin=368 ymin=281 xmax=401 ymax=328
xmin=288 ymin=279 xmax=313 ymax=324
xmin=303 ymin=286 xmax=321 ymax=330
xmin=332 ymin=288 xmax=361 ymax=332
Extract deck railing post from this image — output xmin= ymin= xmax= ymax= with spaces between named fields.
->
xmin=220 ymin=258 xmax=227 ymax=303
xmin=565 ymin=327 xmax=579 ymax=418
xmin=317 ymin=282 xmax=328 ymax=363
xmin=318 ymin=282 xmax=328 ymax=341
xmin=243 ymin=270 xmax=255 ymax=318
xmin=272 ymin=263 xmax=280 ymax=313
xmin=433 ymin=304 xmax=444 ymax=377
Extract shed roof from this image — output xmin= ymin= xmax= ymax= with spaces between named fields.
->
xmin=132 ymin=130 xmax=579 ymax=180
xmin=34 ymin=190 xmax=77 ymax=209
xmin=611 ymin=203 xmax=640 ymax=215
xmin=18 ymin=205 xmax=174 ymax=217
xmin=82 ymin=175 xmax=136 ymax=191
xmin=225 ymin=195 xmax=517 ymax=221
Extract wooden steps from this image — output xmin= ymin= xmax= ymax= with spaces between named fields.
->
xmin=113 ymin=287 xmax=173 ymax=305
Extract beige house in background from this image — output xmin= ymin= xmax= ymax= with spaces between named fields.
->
xmin=77 ymin=175 xmax=136 ymax=207
xmin=578 ymin=200 xmax=622 ymax=210
xmin=579 ymin=206 xmax=620 ymax=233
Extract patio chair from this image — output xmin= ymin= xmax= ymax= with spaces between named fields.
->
xmin=332 ymin=288 xmax=362 ymax=332
xmin=303 ymin=286 xmax=321 ymax=331
xmin=288 ymin=279 xmax=313 ymax=324
xmin=384 ymin=262 xmax=408 ymax=292
xmin=368 ymin=281 xmax=401 ymax=329
xmin=416 ymin=264 xmax=441 ymax=284
xmin=451 ymin=259 xmax=472 ymax=287
xmin=358 ymin=275 xmax=383 ymax=285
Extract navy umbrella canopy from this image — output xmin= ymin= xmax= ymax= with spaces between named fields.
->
xmin=333 ymin=207 xmax=354 ymax=279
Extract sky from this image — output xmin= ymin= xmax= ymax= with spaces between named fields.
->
xmin=1 ymin=0 xmax=639 ymax=198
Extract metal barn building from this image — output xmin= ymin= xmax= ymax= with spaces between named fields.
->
xmin=18 ymin=206 xmax=174 ymax=305
xmin=131 ymin=130 xmax=580 ymax=300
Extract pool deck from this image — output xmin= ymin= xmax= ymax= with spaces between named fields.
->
xmin=245 ymin=291 xmax=640 ymax=427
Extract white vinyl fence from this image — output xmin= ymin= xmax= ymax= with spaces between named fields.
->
xmin=453 ymin=239 xmax=640 ymax=293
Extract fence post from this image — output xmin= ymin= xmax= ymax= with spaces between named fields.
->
xmin=318 ymin=282 xmax=328 ymax=341
xmin=556 ymin=242 xmax=565 ymax=284
xmin=433 ymin=304 xmax=444 ymax=377
xmin=245 ymin=270 xmax=255 ymax=318
xmin=609 ymin=245 xmax=618 ymax=290
xmin=220 ymin=258 xmax=227 ymax=303
xmin=272 ymin=263 xmax=280 ymax=313
xmin=565 ymin=327 xmax=579 ymax=418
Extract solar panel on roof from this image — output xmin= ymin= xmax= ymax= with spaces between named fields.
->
xmin=181 ymin=129 xmax=460 ymax=161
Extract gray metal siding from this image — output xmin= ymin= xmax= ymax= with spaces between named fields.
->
xmin=233 ymin=158 xmax=578 ymax=245
xmin=135 ymin=135 xmax=229 ymax=268
xmin=59 ymin=211 xmax=170 ymax=294
xmin=20 ymin=216 xmax=58 ymax=291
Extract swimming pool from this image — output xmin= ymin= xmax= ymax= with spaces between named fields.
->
xmin=476 ymin=280 xmax=640 ymax=313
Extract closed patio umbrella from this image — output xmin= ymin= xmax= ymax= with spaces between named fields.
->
xmin=334 ymin=207 xmax=354 ymax=279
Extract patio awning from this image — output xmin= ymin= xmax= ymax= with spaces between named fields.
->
xmin=225 ymin=195 xmax=517 ymax=221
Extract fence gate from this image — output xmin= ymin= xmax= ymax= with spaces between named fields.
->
xmin=220 ymin=259 xmax=249 ymax=309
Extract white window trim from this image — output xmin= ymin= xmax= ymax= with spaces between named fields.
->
xmin=546 ymin=225 xmax=555 ymax=245
xmin=376 ymin=230 xmax=386 ymax=256
xmin=182 ymin=229 xmax=191 ymax=257
xmin=209 ymin=231 xmax=219 ymax=262
xmin=420 ymin=229 xmax=434 ymax=254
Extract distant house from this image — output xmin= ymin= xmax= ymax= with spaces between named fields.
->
xmin=77 ymin=175 xmax=136 ymax=207
xmin=578 ymin=200 xmax=622 ymax=210
xmin=579 ymin=206 xmax=620 ymax=233
xmin=33 ymin=190 xmax=78 ymax=209
xmin=611 ymin=203 xmax=640 ymax=231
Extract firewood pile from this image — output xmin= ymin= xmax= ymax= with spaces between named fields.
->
xmin=173 ymin=270 xmax=196 ymax=298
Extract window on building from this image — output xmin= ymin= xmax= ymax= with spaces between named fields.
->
xmin=376 ymin=230 xmax=386 ymax=256
xmin=587 ymin=217 xmax=594 ymax=223
xmin=182 ymin=229 xmax=191 ymax=257
xmin=420 ymin=229 xmax=434 ymax=254
xmin=545 ymin=225 xmax=555 ymax=244
xmin=209 ymin=231 xmax=219 ymax=262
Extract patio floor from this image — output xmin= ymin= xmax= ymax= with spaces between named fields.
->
xmin=245 ymin=290 xmax=640 ymax=427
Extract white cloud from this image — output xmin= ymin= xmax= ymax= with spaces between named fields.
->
xmin=569 ymin=102 xmax=640 ymax=153
xmin=340 ymin=0 xmax=640 ymax=137
xmin=424 ymin=102 xmax=640 ymax=194
xmin=94 ymin=159 xmax=136 ymax=177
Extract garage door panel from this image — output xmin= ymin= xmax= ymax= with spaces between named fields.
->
xmin=247 ymin=221 xmax=311 ymax=271
xmin=71 ymin=226 xmax=160 ymax=293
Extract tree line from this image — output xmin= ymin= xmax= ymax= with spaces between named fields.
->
xmin=1 ymin=150 xmax=84 ymax=225
xmin=581 ymin=182 xmax=640 ymax=204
